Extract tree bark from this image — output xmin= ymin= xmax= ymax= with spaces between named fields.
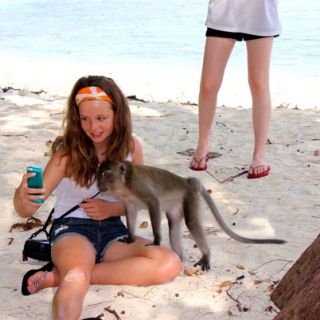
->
xmin=270 ymin=234 xmax=320 ymax=320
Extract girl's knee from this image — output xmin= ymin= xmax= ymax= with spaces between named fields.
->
xmin=154 ymin=248 xmax=182 ymax=283
xmin=63 ymin=269 xmax=87 ymax=283
xmin=59 ymin=266 xmax=91 ymax=288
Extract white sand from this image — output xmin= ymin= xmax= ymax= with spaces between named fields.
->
xmin=0 ymin=67 xmax=319 ymax=319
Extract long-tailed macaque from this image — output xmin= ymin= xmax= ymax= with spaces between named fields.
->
xmin=97 ymin=160 xmax=285 ymax=270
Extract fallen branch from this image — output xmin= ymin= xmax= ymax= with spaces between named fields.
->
xmin=127 ymin=95 xmax=147 ymax=103
xmin=181 ymin=101 xmax=197 ymax=106
xmin=31 ymin=89 xmax=47 ymax=95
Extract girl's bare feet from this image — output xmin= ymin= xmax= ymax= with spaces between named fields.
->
xmin=247 ymin=160 xmax=270 ymax=179
xmin=189 ymin=145 xmax=209 ymax=171
xmin=27 ymin=269 xmax=59 ymax=294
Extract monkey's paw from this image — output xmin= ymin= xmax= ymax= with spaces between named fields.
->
xmin=119 ymin=236 xmax=135 ymax=244
xmin=194 ymin=257 xmax=211 ymax=271
xmin=145 ymin=240 xmax=160 ymax=247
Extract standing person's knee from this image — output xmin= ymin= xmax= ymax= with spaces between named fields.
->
xmin=200 ymin=79 xmax=221 ymax=97
xmin=248 ymin=77 xmax=269 ymax=95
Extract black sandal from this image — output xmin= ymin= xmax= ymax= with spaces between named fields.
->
xmin=21 ymin=261 xmax=54 ymax=296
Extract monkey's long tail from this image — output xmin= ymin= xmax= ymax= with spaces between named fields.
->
xmin=200 ymin=188 xmax=286 ymax=244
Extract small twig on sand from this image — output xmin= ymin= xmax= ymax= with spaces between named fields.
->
xmin=232 ymin=208 xmax=240 ymax=216
xmin=226 ymin=286 xmax=247 ymax=312
xmin=1 ymin=134 xmax=26 ymax=137
xmin=104 ymin=306 xmax=121 ymax=320
xmin=119 ymin=289 xmax=150 ymax=300
xmin=250 ymin=259 xmax=294 ymax=274
xmin=206 ymin=170 xmax=248 ymax=183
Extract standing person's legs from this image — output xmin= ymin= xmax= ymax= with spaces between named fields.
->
xmin=51 ymin=235 xmax=96 ymax=320
xmin=190 ymin=37 xmax=235 ymax=170
xmin=246 ymin=37 xmax=274 ymax=177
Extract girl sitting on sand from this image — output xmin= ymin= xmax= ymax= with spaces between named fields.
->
xmin=14 ymin=75 xmax=181 ymax=320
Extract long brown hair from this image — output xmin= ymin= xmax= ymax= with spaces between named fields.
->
xmin=52 ymin=75 xmax=134 ymax=187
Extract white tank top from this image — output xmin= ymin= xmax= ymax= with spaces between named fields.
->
xmin=52 ymin=156 xmax=132 ymax=219
xmin=205 ymin=0 xmax=282 ymax=36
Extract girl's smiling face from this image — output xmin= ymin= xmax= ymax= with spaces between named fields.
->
xmin=79 ymin=99 xmax=115 ymax=147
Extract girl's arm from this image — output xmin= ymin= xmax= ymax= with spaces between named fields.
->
xmin=14 ymin=151 xmax=67 ymax=218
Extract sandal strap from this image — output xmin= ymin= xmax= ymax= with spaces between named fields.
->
xmin=250 ymin=165 xmax=270 ymax=170
xmin=34 ymin=271 xmax=48 ymax=290
xmin=192 ymin=155 xmax=207 ymax=164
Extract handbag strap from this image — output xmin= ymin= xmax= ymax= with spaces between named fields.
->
xmin=28 ymin=191 xmax=100 ymax=239
xmin=55 ymin=191 xmax=100 ymax=221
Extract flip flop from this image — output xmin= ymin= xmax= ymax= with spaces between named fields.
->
xmin=189 ymin=155 xmax=210 ymax=171
xmin=247 ymin=165 xmax=270 ymax=179
xmin=21 ymin=261 xmax=54 ymax=296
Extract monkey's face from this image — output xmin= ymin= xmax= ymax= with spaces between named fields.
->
xmin=97 ymin=160 xmax=126 ymax=193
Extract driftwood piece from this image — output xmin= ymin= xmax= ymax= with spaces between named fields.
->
xmin=270 ymin=234 xmax=320 ymax=319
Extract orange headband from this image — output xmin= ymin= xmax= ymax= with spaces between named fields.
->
xmin=75 ymin=86 xmax=113 ymax=106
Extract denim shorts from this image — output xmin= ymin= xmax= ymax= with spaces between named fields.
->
xmin=49 ymin=217 xmax=128 ymax=263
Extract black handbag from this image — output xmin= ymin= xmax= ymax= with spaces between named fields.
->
xmin=22 ymin=192 xmax=100 ymax=262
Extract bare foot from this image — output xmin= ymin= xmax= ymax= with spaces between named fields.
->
xmin=248 ymin=160 xmax=270 ymax=179
xmin=189 ymin=145 xmax=209 ymax=170
xmin=27 ymin=269 xmax=59 ymax=294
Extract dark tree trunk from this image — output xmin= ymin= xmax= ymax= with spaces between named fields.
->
xmin=270 ymin=234 xmax=320 ymax=320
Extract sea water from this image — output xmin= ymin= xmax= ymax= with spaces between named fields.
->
xmin=0 ymin=0 xmax=319 ymax=105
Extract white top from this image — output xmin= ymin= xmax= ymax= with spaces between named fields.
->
xmin=52 ymin=155 xmax=132 ymax=219
xmin=52 ymin=178 xmax=119 ymax=219
xmin=205 ymin=0 xmax=282 ymax=36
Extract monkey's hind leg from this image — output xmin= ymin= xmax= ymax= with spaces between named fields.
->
xmin=183 ymin=192 xmax=211 ymax=271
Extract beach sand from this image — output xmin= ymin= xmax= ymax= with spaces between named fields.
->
xmin=0 ymin=72 xmax=319 ymax=319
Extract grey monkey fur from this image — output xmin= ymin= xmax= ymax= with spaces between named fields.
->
xmin=97 ymin=160 xmax=285 ymax=271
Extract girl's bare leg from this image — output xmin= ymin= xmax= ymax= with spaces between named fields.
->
xmin=93 ymin=237 xmax=182 ymax=285
xmin=26 ymin=237 xmax=181 ymax=290
xmin=190 ymin=37 xmax=235 ymax=169
xmin=51 ymin=236 xmax=96 ymax=320
xmin=246 ymin=37 xmax=274 ymax=176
